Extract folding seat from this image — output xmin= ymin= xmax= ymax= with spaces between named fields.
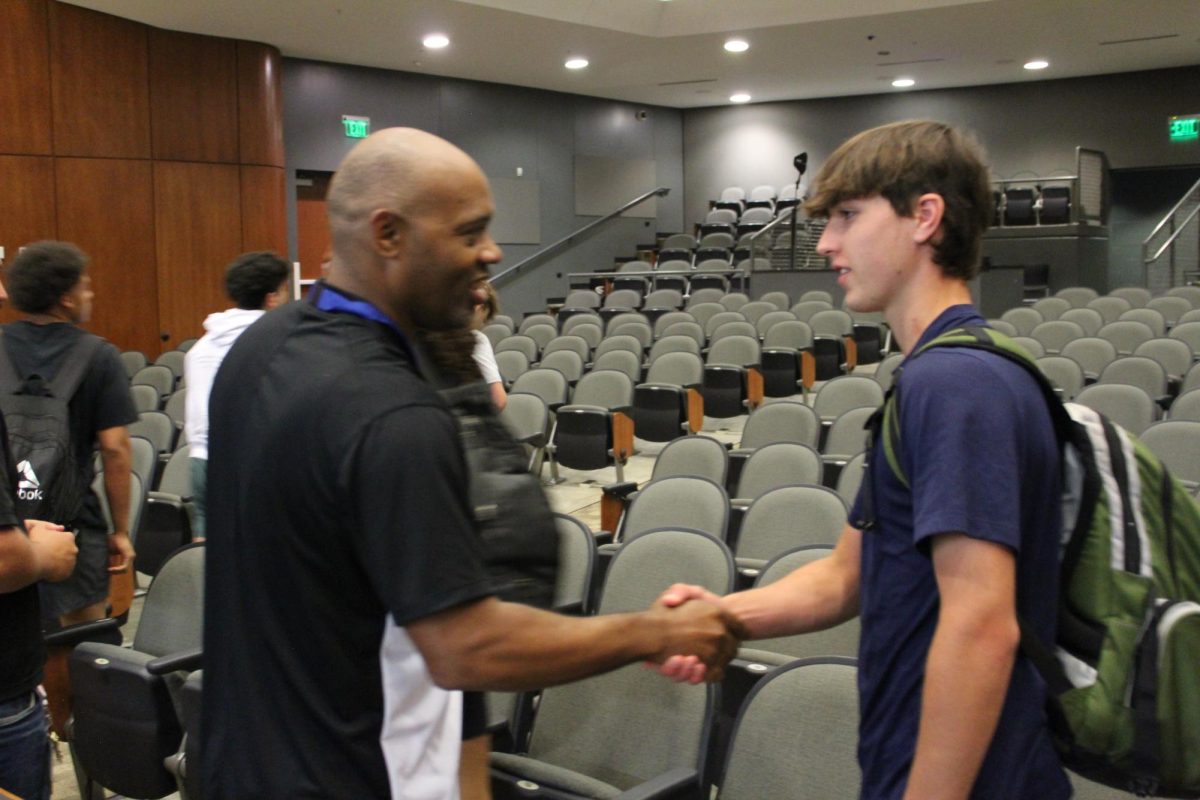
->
xmin=734 ymin=485 xmax=846 ymax=581
xmin=481 ymin=322 xmax=511 ymax=349
xmin=710 ymin=320 xmax=758 ymax=345
xmin=499 ymin=392 xmax=551 ymax=474
xmin=121 ymin=350 xmax=148 ymax=379
xmin=987 ymin=319 xmax=1018 ymax=337
xmin=542 ymin=335 xmax=589 ymax=363
xmin=1147 ymin=295 xmax=1192 ymax=328
xmin=633 ymin=351 xmax=704 ymax=441
xmin=845 ymin=307 xmax=886 ymax=364
xmin=154 ymin=350 xmax=186 ymax=385
xmin=652 ymin=310 xmax=695 ymax=339
xmin=1036 ymin=355 xmax=1086 ymax=401
xmin=130 ymin=409 xmax=178 ymax=463
xmin=1061 ymin=337 xmax=1118 ymax=382
xmin=835 ymin=450 xmax=867 ymax=509
xmin=162 ymin=388 xmax=186 ymax=432
xmin=687 ymin=301 xmax=726 ymax=331
xmin=549 ymin=370 xmax=635 ymax=481
xmin=1169 ymin=321 xmax=1200 ymax=356
xmin=492 ymin=314 xmax=516 ymax=333
xmin=698 ymin=232 xmax=735 ymax=251
xmin=607 ymin=475 xmax=730 ymax=551
xmin=756 ymin=310 xmax=796 ymax=340
xmin=1165 ymin=285 xmax=1200 ymax=307
xmin=734 ymin=400 xmax=821 ymax=455
xmin=800 ymin=290 xmax=834 ymax=304
xmin=660 ymin=321 xmax=706 ymax=351
xmin=1027 ymin=296 xmax=1075 ymax=321
xmin=1107 ymin=287 xmax=1151 ymax=308
xmin=1133 ymin=337 xmax=1192 ymax=391
xmin=714 ymin=657 xmax=860 ymax=799
xmin=689 ymin=262 xmax=731 ymax=293
xmin=131 ymin=383 xmax=160 ymax=413
xmin=704 ymin=311 xmax=747 ymax=341
xmin=132 ymin=365 xmax=175 ymax=403
xmin=599 ymin=435 xmax=728 ymax=533
xmin=790 ymin=299 xmax=834 ymax=323
xmin=140 ymin=445 xmax=194 ymax=577
xmin=813 ymin=376 xmax=884 ymax=443
xmin=655 ymin=249 xmax=693 ymax=266
xmin=720 ymin=292 xmax=750 ymax=312
xmin=821 ymin=406 xmax=876 ymax=485
xmin=1038 ymin=185 xmax=1072 ymax=224
xmin=495 ymin=335 xmax=538 ymax=364
xmin=703 ymin=335 xmax=763 ymax=417
xmin=609 ymin=262 xmax=652 ymax=298
xmin=1073 ymin=384 xmax=1158 ymax=436
xmin=687 ymin=288 xmax=726 ymax=307
xmin=68 ymin=543 xmax=205 ymax=800
xmin=552 ymin=514 xmax=597 ymax=615
xmin=642 ymin=287 xmax=683 ymax=311
xmin=1002 ymin=187 xmax=1036 ymax=225
xmin=1169 ymin=389 xmax=1200 ymax=422
xmin=809 ymin=309 xmax=858 ymax=377
xmin=591 ymin=350 xmax=640 ymax=386
xmin=1060 ymin=307 xmax=1104 ymax=338
xmin=775 ymin=182 xmax=804 ymax=211
xmin=699 ymin=207 xmax=738 ymax=238
xmin=1012 ymin=336 xmax=1045 ymax=358
xmin=873 ymin=352 xmax=905 ymax=393
xmin=1097 ymin=356 xmax=1170 ymax=408
xmin=518 ymin=313 xmax=556 ymax=334
xmin=731 ymin=443 xmax=823 ymax=511
xmin=1140 ymin=420 xmax=1200 ymax=490
xmin=1055 ymin=286 xmax=1099 ymax=308
xmin=605 ymin=310 xmax=650 ymax=332
xmin=660 ymin=232 xmax=696 ymax=251
xmin=593 ymin=334 xmax=642 ymax=361
xmin=647 ymin=335 xmax=702 ymax=367
xmin=737 ymin=207 xmax=774 ymax=237
xmin=1000 ymin=306 xmax=1043 ymax=336
xmin=737 ymin=301 xmax=777 ymax=326
xmin=563 ymin=288 xmax=601 ymax=310
xmin=599 ymin=288 xmax=643 ymax=324
xmin=539 ymin=350 xmax=584 ymax=384
xmin=1184 ymin=361 xmax=1200 ymax=395
xmin=495 ymin=350 xmax=530 ymax=386
xmin=607 ymin=319 xmax=652 ymax=352
xmin=744 ymin=184 xmax=777 ymax=210
xmin=1098 ymin=320 xmax=1155 ymax=355
xmin=1088 ymin=295 xmax=1133 ymax=323
xmin=490 ymin=528 xmax=731 ymax=799
xmin=510 ymin=368 xmax=570 ymax=414
xmin=1118 ymin=308 xmax=1166 ymax=337
xmin=651 ymin=261 xmax=690 ymax=295
xmin=717 ymin=185 xmax=745 ymax=208
xmin=561 ymin=312 xmax=603 ymax=337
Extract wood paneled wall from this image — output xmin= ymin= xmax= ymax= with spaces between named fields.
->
xmin=0 ymin=0 xmax=287 ymax=354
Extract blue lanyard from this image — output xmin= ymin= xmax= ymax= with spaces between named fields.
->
xmin=307 ymin=281 xmax=421 ymax=367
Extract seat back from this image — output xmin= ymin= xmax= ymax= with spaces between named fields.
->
xmin=495 ymin=335 xmax=538 ymax=362
xmin=644 ymin=352 xmax=703 ymax=386
xmin=718 ymin=657 xmax=860 ymax=800
xmin=762 ymin=320 xmax=813 ymax=350
xmin=720 ymin=293 xmax=750 ymax=312
xmin=756 ymin=310 xmax=796 ymax=339
xmin=1060 ymin=307 xmax=1104 ymax=337
xmin=644 ymin=288 xmax=683 ymax=310
xmin=1097 ymin=356 xmax=1168 ymax=398
xmin=1000 ymin=307 xmax=1043 ymax=337
xmin=704 ymin=311 xmax=745 ymax=339
xmin=760 ymin=291 xmax=790 ymax=311
xmin=499 ymin=393 xmax=549 ymax=445
xmin=552 ymin=514 xmax=596 ymax=613
xmin=622 ymin=476 xmax=728 ymax=543
xmin=1168 ymin=388 xmax=1200 ymax=422
xmin=1133 ymin=337 xmax=1192 ymax=380
xmin=1147 ymin=295 xmax=1191 ymax=327
xmin=592 ymin=350 xmax=641 ymax=385
xmin=130 ymin=383 xmax=159 ymax=413
xmin=539 ymin=350 xmax=584 ymax=383
xmin=564 ymin=289 xmax=601 ymax=309
xmin=660 ymin=321 xmax=706 ymax=350
xmin=133 ymin=542 xmax=206 ymax=655
xmin=595 ymin=334 xmax=642 ymax=359
xmin=652 ymin=436 xmax=728 ymax=484
xmin=648 ymin=335 xmax=701 ymax=364
xmin=130 ymin=410 xmax=176 ymax=455
xmin=738 ymin=301 xmax=777 ymax=325
xmin=153 ymin=349 xmax=186 ymax=381
xmin=523 ymin=323 xmax=558 ymax=353
xmin=822 ymin=406 xmax=876 ymax=460
xmin=495 ymin=350 xmax=530 ymax=385
xmin=835 ymin=450 xmax=867 ymax=508
xmin=1105 ymin=288 xmax=1149 ymax=309
xmin=542 ymin=335 xmax=589 ymax=362
xmin=738 ymin=485 xmax=847 ymax=561
xmin=1036 ymin=355 xmax=1086 ymax=401
xmin=735 ymin=445 xmax=823 ymax=503
xmin=739 ymin=401 xmax=819 ymax=449
xmin=653 ymin=311 xmax=696 ymax=339
xmin=1098 ymin=321 xmax=1155 ymax=355
xmin=1061 ymin=337 xmax=1118 ymax=379
xmin=1165 ymin=286 xmax=1200 ymax=308
xmin=132 ymin=364 xmax=175 ymax=399
xmin=812 ymin=375 xmax=884 ymax=423
xmin=873 ymin=352 xmax=905 ymax=393
xmin=746 ymin=548 xmax=860 ymax=661
xmin=121 ymin=350 xmax=148 ymax=379
xmin=481 ymin=323 xmax=511 ymax=349
xmin=608 ymin=321 xmax=652 ymax=350
xmin=1031 ymin=296 xmax=1071 ymax=321
xmin=1030 ymin=320 xmax=1084 ymax=354
xmin=710 ymin=321 xmax=758 ymax=345
xmin=1090 ymin=295 xmax=1135 ymax=323
xmin=510 ymin=369 xmax=570 ymax=409
xmin=1139 ymin=420 xmax=1200 ymax=487
xmin=707 ymin=336 xmax=760 ymax=368
xmin=129 ymin=435 xmax=157 ymax=492
xmin=1117 ymin=308 xmax=1166 ymax=337
xmin=1168 ymin=321 xmax=1200 ymax=357
xmin=571 ymin=370 xmax=633 ymax=410
xmin=1056 ymin=287 xmax=1099 ymax=308
xmin=1073 ymin=384 xmax=1158 ymax=436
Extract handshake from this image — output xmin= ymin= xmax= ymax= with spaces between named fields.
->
xmin=643 ymin=584 xmax=742 ymax=684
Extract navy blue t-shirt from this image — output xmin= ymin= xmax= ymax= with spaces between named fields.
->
xmin=850 ymin=305 xmax=1071 ymax=799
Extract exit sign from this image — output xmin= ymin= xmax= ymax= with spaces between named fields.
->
xmin=1169 ymin=115 xmax=1199 ymax=142
xmin=342 ymin=115 xmax=371 ymax=139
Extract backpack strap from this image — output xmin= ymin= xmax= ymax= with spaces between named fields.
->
xmin=0 ymin=331 xmax=25 ymax=392
xmin=0 ymin=329 xmax=104 ymax=401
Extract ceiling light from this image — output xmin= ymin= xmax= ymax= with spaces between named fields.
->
xmin=1024 ymin=59 xmax=1049 ymax=70
xmin=730 ymin=93 xmax=751 ymax=103
xmin=724 ymin=39 xmax=749 ymax=53
xmin=892 ymin=77 xmax=915 ymax=88
xmin=422 ymin=34 xmax=449 ymax=49
xmin=565 ymin=57 xmax=589 ymax=70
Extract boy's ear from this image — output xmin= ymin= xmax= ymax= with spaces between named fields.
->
xmin=912 ymin=193 xmax=945 ymax=246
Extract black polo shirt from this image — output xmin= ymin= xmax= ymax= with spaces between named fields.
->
xmin=201 ymin=292 xmax=494 ymax=798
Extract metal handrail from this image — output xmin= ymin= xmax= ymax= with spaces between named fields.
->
xmin=1142 ymin=177 xmax=1200 ymax=251
xmin=1146 ymin=202 xmax=1200 ymax=263
xmin=490 ymin=186 xmax=670 ymax=286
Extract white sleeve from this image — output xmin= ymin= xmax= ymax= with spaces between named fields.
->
xmin=471 ymin=330 xmax=502 ymax=385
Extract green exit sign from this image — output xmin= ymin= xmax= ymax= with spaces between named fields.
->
xmin=342 ymin=115 xmax=371 ymax=139
xmin=1169 ymin=115 xmax=1199 ymax=142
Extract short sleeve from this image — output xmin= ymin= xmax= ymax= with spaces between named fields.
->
xmin=91 ymin=344 xmax=138 ymax=432
xmin=471 ymin=331 xmax=502 ymax=385
xmin=0 ymin=414 xmax=21 ymax=530
xmin=346 ymin=403 xmax=495 ymax=625
xmin=900 ymin=352 xmax=1028 ymax=553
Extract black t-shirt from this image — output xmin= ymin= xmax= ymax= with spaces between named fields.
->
xmin=1 ymin=321 xmax=137 ymax=528
xmin=0 ymin=410 xmax=41 ymax=701
xmin=202 ymin=298 xmax=495 ymax=798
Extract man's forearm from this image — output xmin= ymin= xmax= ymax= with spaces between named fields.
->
xmin=101 ymin=450 xmax=132 ymax=532
xmin=902 ymin=612 xmax=1018 ymax=799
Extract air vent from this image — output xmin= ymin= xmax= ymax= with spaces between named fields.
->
xmin=657 ymin=78 xmax=718 ymax=87
xmin=876 ymin=57 xmax=945 ymax=67
xmin=1100 ymin=34 xmax=1178 ymax=45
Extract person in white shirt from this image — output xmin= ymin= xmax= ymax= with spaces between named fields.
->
xmin=470 ymin=280 xmax=507 ymax=411
xmin=183 ymin=252 xmax=290 ymax=537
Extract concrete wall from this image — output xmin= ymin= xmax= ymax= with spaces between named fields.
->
xmin=282 ymin=59 xmax=684 ymax=316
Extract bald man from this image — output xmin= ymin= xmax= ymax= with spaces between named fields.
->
xmin=200 ymin=128 xmax=742 ymax=799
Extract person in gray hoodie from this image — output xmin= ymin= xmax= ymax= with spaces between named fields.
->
xmin=184 ymin=252 xmax=290 ymax=537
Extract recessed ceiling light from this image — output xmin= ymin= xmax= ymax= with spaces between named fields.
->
xmin=724 ymin=39 xmax=750 ymax=53
xmin=892 ymin=77 xmax=915 ymax=88
xmin=1024 ymin=59 xmax=1049 ymax=70
xmin=730 ymin=93 xmax=751 ymax=103
xmin=422 ymin=34 xmax=449 ymax=49
xmin=565 ymin=57 xmax=589 ymax=70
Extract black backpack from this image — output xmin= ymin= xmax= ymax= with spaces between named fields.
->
xmin=0 ymin=332 xmax=103 ymax=523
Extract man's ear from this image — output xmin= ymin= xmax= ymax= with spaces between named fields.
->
xmin=912 ymin=193 xmax=945 ymax=246
xmin=370 ymin=209 xmax=407 ymax=258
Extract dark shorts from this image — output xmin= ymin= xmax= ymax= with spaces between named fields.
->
xmin=38 ymin=527 xmax=108 ymax=619
xmin=462 ymin=691 xmax=488 ymax=739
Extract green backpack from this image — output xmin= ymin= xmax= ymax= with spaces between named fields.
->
xmin=872 ymin=325 xmax=1200 ymax=798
